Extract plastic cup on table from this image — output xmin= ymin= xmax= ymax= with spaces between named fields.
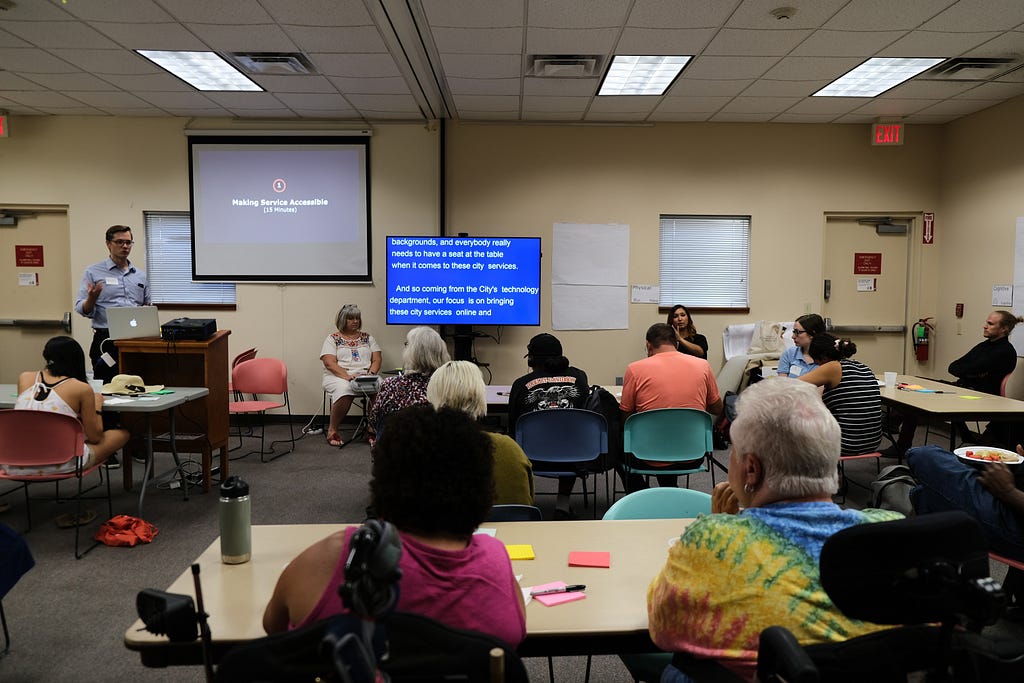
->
xmin=883 ymin=372 xmax=897 ymax=389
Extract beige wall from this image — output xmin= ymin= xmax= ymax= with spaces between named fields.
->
xmin=446 ymin=120 xmax=943 ymax=384
xmin=7 ymin=102 xmax=1022 ymax=410
xmin=0 ymin=118 xmax=439 ymax=413
xmin=937 ymin=95 xmax=1024 ymax=373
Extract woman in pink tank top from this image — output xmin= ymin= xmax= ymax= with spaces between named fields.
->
xmin=263 ymin=404 xmax=526 ymax=646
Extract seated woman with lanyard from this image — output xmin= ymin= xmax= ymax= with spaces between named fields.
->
xmin=263 ymin=404 xmax=526 ymax=646
xmin=776 ymin=313 xmax=826 ymax=378
xmin=12 ymin=336 xmax=128 ymax=475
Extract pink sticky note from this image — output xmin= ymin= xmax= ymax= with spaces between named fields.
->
xmin=568 ymin=551 xmax=610 ymax=568
xmin=527 ymin=581 xmax=587 ymax=606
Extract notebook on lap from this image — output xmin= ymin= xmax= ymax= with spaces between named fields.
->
xmin=107 ymin=306 xmax=161 ymax=340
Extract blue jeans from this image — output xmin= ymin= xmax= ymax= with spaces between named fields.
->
xmin=907 ymin=445 xmax=1024 ymax=560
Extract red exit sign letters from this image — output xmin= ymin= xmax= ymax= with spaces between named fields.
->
xmin=871 ymin=123 xmax=904 ymax=146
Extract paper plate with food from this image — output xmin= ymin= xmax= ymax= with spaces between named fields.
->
xmin=953 ymin=446 xmax=1023 ymax=466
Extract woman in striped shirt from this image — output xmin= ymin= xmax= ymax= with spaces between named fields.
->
xmin=799 ymin=334 xmax=882 ymax=456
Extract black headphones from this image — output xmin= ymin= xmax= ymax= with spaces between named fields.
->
xmin=339 ymin=519 xmax=402 ymax=619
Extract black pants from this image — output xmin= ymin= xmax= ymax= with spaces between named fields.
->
xmin=89 ymin=328 xmax=119 ymax=382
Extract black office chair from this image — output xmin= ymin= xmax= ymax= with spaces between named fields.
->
xmin=672 ymin=511 xmax=1024 ymax=683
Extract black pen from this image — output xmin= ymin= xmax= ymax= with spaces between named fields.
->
xmin=531 ymin=584 xmax=585 ymax=597
xmin=496 ymin=391 xmax=509 ymax=396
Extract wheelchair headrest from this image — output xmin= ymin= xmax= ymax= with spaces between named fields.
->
xmin=339 ymin=518 xmax=403 ymax=619
xmin=820 ymin=511 xmax=1003 ymax=628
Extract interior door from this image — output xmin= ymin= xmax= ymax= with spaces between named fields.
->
xmin=822 ymin=216 xmax=911 ymax=375
xmin=0 ymin=208 xmax=71 ymax=383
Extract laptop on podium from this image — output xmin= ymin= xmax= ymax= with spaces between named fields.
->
xmin=107 ymin=305 xmax=161 ymax=340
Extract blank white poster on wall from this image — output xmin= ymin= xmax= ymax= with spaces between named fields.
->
xmin=1012 ymin=217 xmax=1024 ymax=355
xmin=552 ymin=223 xmax=629 ymax=330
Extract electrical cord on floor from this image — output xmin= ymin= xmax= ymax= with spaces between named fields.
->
xmin=155 ymin=458 xmax=208 ymax=489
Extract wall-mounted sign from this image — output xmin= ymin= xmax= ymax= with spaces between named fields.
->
xmin=856 ymin=278 xmax=877 ymax=292
xmin=923 ymin=212 xmax=935 ymax=244
xmin=871 ymin=123 xmax=904 ymax=145
xmin=15 ymin=245 xmax=44 ymax=267
xmin=853 ymin=252 xmax=882 ymax=275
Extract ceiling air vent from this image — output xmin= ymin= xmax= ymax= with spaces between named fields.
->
xmin=227 ymin=52 xmax=317 ymax=76
xmin=919 ymin=57 xmax=1023 ymax=81
xmin=527 ymin=55 xmax=602 ymax=78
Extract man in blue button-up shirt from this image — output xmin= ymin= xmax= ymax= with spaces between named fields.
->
xmin=74 ymin=225 xmax=151 ymax=382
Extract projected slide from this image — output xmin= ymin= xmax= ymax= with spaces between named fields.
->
xmin=386 ymin=236 xmax=541 ymax=326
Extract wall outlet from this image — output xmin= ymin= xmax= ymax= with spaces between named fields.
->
xmin=957 ymin=323 xmax=963 ymax=335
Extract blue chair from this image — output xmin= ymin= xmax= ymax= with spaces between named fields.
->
xmin=617 ymin=408 xmax=716 ymax=499
xmin=603 ymin=487 xmax=712 ymax=683
xmin=515 ymin=409 xmax=608 ymax=518
xmin=603 ymin=487 xmax=712 ymax=520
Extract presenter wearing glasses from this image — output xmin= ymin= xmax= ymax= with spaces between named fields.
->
xmin=74 ymin=225 xmax=151 ymax=383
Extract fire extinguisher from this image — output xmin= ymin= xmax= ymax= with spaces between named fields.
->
xmin=912 ymin=317 xmax=934 ymax=362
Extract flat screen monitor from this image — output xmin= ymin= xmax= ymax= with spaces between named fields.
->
xmin=188 ymin=134 xmax=370 ymax=282
xmin=385 ymin=236 xmax=541 ymax=326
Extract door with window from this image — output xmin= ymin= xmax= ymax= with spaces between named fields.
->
xmin=821 ymin=216 xmax=912 ymax=375
xmin=0 ymin=208 xmax=72 ymax=383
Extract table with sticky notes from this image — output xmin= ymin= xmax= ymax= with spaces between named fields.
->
xmin=489 ymin=518 xmax=693 ymax=657
xmin=879 ymin=373 xmax=1024 ymax=450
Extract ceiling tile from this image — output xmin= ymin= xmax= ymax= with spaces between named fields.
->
xmin=615 ymin=27 xmax=716 ymax=54
xmin=0 ymin=28 xmax=31 ymax=48
xmin=763 ymin=56 xmax=863 ymax=80
xmin=655 ymin=96 xmax=732 ymax=113
xmin=772 ymin=113 xmax=841 ymax=123
xmin=0 ymin=48 xmax=80 ymax=73
xmin=99 ymin=73 xmax=193 ymax=92
xmin=421 ymin=0 xmax=524 ymax=28
xmin=522 ymin=109 xmax=583 ymax=120
xmin=708 ymin=111 xmax=775 ymax=122
xmin=328 ymin=76 xmax=414 ymax=95
xmin=5 ymin=90 xmax=96 ymax=107
xmin=345 ymin=93 xmax=422 ymax=112
xmin=312 ymin=54 xmax=402 ymax=78
xmin=953 ymin=81 xmax=1024 ymax=99
xmin=684 ymin=56 xmax=778 ymax=80
xmin=791 ymin=29 xmax=906 ymax=57
xmin=726 ymin=0 xmax=849 ymax=29
xmin=785 ymin=97 xmax=870 ymax=115
xmin=5 ymin=19 xmax=104 ymax=47
xmin=285 ymin=26 xmax=388 ymax=53
xmin=249 ymin=74 xmax=337 ymax=94
xmin=901 ymin=113 xmax=959 ymax=123
xmin=883 ymin=79 xmax=980 ymax=99
xmin=431 ymin=27 xmax=523 ymax=54
xmin=448 ymin=77 xmax=520 ymax=96
xmin=440 ymin=53 xmax=522 ymax=79
xmin=68 ymin=91 xmax=153 ymax=108
xmin=718 ymin=96 xmax=801 ymax=114
xmin=668 ymin=78 xmax=753 ymax=96
xmin=705 ymin=28 xmax=815 ymax=56
xmin=101 ymin=108 xmax=168 ymax=116
xmin=967 ymin=31 xmax=1024 ymax=58
xmin=58 ymin=0 xmax=173 ymax=22
xmin=262 ymin=0 xmax=374 ymax=25
xmin=160 ymin=106 xmax=232 ymax=116
xmin=50 ymin=49 xmax=160 ymax=75
xmin=452 ymin=94 xmax=520 ymax=111
xmin=585 ymin=110 xmax=651 ymax=121
xmin=290 ymin=108 xmax=361 ymax=118
xmin=850 ymin=98 xmax=937 ymax=116
xmin=22 ymin=73 xmax=120 ymax=91
xmin=0 ymin=72 xmax=48 ymax=90
xmin=824 ymin=0 xmax=954 ymax=31
xmin=529 ymin=0 xmax=630 ymax=28
xmin=522 ymin=95 xmax=592 ymax=112
xmin=647 ymin=111 xmax=712 ymax=121
xmin=741 ymin=80 xmax=826 ymax=97
xmin=880 ymin=31 xmax=1000 ymax=57
xmin=186 ymin=23 xmax=298 ymax=53
xmin=0 ymin=1 xmax=75 ymax=20
xmin=156 ymin=1 xmax=274 ymax=24
xmin=33 ymin=106 xmax=110 ymax=115
xmin=459 ymin=110 xmax=521 ymax=120
xmin=203 ymin=92 xmax=294 ymax=108
xmin=922 ymin=0 xmax=1024 ymax=32
xmin=914 ymin=99 xmax=999 ymax=116
xmin=87 ymin=22 xmax=207 ymax=51
xmin=137 ymin=91 xmax=221 ymax=108
xmin=525 ymin=27 xmax=619 ymax=54
xmin=588 ymin=95 xmax=659 ymax=113
xmin=523 ymin=77 xmax=596 ymax=96
xmin=274 ymin=92 xmax=352 ymax=109
xmin=626 ymin=0 xmax=738 ymax=28
xmin=226 ymin=107 xmax=298 ymax=117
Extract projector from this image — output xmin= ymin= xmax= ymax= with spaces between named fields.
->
xmin=161 ymin=318 xmax=217 ymax=341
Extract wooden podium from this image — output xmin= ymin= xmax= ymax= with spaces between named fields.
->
xmin=116 ymin=330 xmax=230 ymax=492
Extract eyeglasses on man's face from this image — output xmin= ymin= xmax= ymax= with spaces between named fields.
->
xmin=109 ymin=239 xmax=134 ymax=246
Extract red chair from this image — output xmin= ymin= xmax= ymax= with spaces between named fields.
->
xmin=0 ymin=410 xmax=113 ymax=559
xmin=229 ymin=347 xmax=258 ymax=400
xmin=229 ymin=358 xmax=295 ymax=462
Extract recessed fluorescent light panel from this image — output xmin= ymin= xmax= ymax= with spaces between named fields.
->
xmin=598 ymin=56 xmax=691 ymax=96
xmin=136 ymin=50 xmax=263 ymax=91
xmin=813 ymin=57 xmax=945 ymax=97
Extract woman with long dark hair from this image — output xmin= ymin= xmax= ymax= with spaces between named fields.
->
xmin=667 ymin=305 xmax=707 ymax=358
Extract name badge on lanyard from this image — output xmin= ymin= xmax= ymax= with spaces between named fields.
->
xmin=105 ymin=277 xmax=119 ymax=286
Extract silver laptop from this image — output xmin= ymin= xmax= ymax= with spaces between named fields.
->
xmin=107 ymin=305 xmax=161 ymax=340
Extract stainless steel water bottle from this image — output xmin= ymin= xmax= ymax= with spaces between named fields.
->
xmin=219 ymin=476 xmax=251 ymax=564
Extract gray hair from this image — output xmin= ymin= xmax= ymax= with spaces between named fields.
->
xmin=335 ymin=304 xmax=362 ymax=332
xmin=426 ymin=361 xmax=486 ymax=419
xmin=730 ymin=378 xmax=840 ymax=498
xmin=403 ymin=326 xmax=450 ymax=375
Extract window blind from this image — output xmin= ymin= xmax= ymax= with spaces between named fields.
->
xmin=145 ymin=211 xmax=236 ymax=304
xmin=659 ymin=215 xmax=750 ymax=308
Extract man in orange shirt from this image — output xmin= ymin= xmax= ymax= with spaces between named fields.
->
xmin=620 ymin=323 xmax=723 ymax=489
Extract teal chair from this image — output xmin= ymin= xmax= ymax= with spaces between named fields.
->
xmin=603 ymin=487 xmax=712 ymax=683
xmin=616 ymin=408 xmax=716 ymax=500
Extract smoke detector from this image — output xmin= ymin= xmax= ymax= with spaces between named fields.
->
xmin=770 ymin=7 xmax=796 ymax=20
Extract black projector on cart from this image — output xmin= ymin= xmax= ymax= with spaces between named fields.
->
xmin=161 ymin=317 xmax=217 ymax=341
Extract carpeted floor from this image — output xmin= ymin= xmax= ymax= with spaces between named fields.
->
xmin=0 ymin=421 xmax=1017 ymax=682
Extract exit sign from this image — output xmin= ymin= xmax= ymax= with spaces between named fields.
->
xmin=0 ymin=114 xmax=7 ymax=138
xmin=871 ymin=123 xmax=903 ymax=146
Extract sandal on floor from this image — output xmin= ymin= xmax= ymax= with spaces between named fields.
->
xmin=55 ymin=509 xmax=97 ymax=529
xmin=327 ymin=432 xmax=344 ymax=447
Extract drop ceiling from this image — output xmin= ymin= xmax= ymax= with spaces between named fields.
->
xmin=0 ymin=0 xmax=1023 ymax=124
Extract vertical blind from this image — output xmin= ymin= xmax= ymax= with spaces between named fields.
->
xmin=144 ymin=211 xmax=236 ymax=304
xmin=659 ymin=215 xmax=750 ymax=308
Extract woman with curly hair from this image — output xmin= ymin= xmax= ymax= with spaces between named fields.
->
xmin=263 ymin=404 xmax=526 ymax=645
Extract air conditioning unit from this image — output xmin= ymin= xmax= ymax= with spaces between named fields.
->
xmin=527 ymin=55 xmax=602 ymax=78
xmin=227 ymin=52 xmax=317 ymax=76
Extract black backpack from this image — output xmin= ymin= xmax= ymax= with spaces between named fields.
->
xmin=584 ymin=385 xmax=623 ymax=469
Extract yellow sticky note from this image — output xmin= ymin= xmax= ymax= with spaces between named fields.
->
xmin=506 ymin=544 xmax=535 ymax=560
xmin=959 ymin=395 xmax=982 ymax=400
